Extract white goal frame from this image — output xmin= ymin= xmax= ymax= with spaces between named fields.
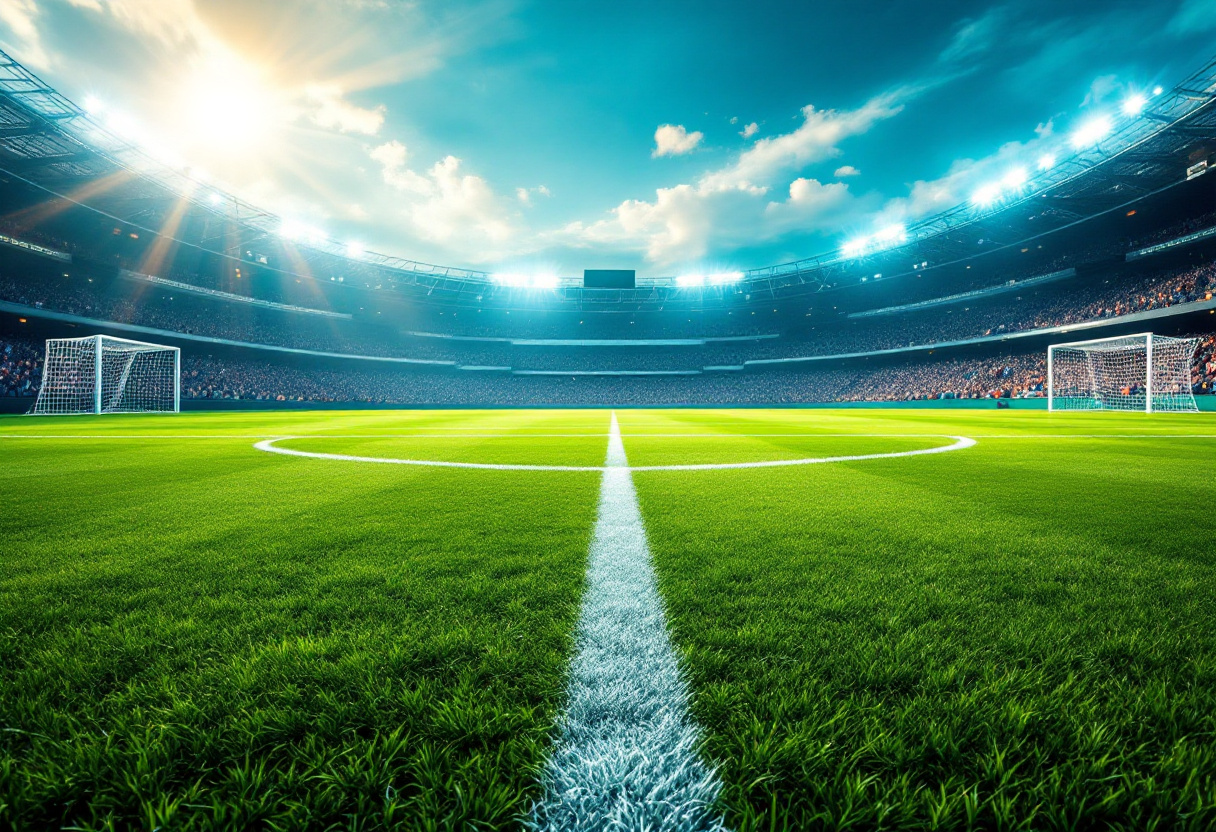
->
xmin=30 ymin=335 xmax=180 ymax=415
xmin=1047 ymin=332 xmax=1199 ymax=413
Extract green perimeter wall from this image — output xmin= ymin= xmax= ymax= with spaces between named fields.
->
xmin=2 ymin=396 xmax=1214 ymax=414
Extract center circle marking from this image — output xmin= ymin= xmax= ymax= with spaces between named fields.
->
xmin=252 ymin=435 xmax=978 ymax=471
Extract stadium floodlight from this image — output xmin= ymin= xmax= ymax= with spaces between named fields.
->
xmin=1122 ymin=93 xmax=1148 ymax=117
xmin=841 ymin=237 xmax=870 ymax=258
xmin=1047 ymin=332 xmax=1199 ymax=413
xmin=1037 ymin=154 xmax=1056 ymax=171
xmin=207 ymin=193 xmax=224 ymax=206
xmin=1070 ymin=116 xmax=1112 ymax=149
xmin=1002 ymin=167 xmax=1028 ymax=190
xmin=83 ymin=95 xmax=104 ymax=114
xmin=30 ymin=335 xmax=180 ymax=415
xmin=841 ymin=225 xmax=906 ymax=259
xmin=971 ymin=183 xmax=1001 ymax=207
xmin=1152 ymin=85 xmax=1164 ymax=96
xmin=345 ymin=241 xmax=365 ymax=259
xmin=678 ymin=271 xmax=744 ymax=287
xmin=874 ymin=223 xmax=907 ymax=244
xmin=491 ymin=272 xmax=558 ymax=289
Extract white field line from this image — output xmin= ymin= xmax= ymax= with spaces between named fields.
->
xmin=529 ymin=413 xmax=727 ymax=832
xmin=2 ymin=435 xmax=1216 ymax=442
xmin=250 ymin=435 xmax=977 ymax=472
xmin=5 ymin=432 xmax=1216 ymax=440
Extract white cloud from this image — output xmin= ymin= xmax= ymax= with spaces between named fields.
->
xmin=516 ymin=184 xmax=551 ymax=205
xmin=83 ymin=0 xmax=204 ymax=46
xmin=939 ymin=7 xmax=1006 ymax=64
xmin=739 ymin=122 xmax=759 ymax=139
xmin=306 ymin=84 xmax=385 ymax=135
xmin=565 ymin=175 xmax=860 ymax=265
xmin=370 ymin=142 xmax=520 ymax=253
xmin=561 ymin=90 xmax=912 ymax=264
xmin=703 ymin=91 xmax=906 ymax=191
xmin=0 ymin=0 xmax=51 ymax=70
xmin=834 ymin=165 xmax=860 ymax=178
xmin=652 ymin=124 xmax=703 ymax=157
xmin=370 ymin=140 xmax=432 ymax=194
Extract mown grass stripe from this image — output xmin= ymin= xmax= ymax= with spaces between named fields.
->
xmin=529 ymin=412 xmax=727 ymax=832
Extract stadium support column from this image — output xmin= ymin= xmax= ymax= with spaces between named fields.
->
xmin=93 ymin=334 xmax=103 ymax=415
xmin=1047 ymin=345 xmax=1054 ymax=412
xmin=1145 ymin=334 xmax=1153 ymax=413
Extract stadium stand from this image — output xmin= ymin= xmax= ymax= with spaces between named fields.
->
xmin=1 ymin=44 xmax=1216 ymax=409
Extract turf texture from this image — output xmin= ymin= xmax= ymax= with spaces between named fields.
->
xmin=2 ymin=407 xmax=1215 ymax=830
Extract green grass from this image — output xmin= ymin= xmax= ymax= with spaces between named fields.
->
xmin=0 ymin=411 xmax=604 ymax=831
xmin=626 ymin=410 xmax=1216 ymax=831
xmin=3 ymin=408 xmax=1216 ymax=830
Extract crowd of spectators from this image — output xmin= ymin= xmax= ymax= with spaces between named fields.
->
xmin=0 ymin=337 xmax=40 ymax=397
xmin=1127 ymin=211 xmax=1216 ymax=251
xmin=4 ymin=256 xmax=1216 ymax=374
xmin=177 ymin=354 xmax=1048 ymax=406
xmin=0 ymin=331 xmax=1200 ymax=407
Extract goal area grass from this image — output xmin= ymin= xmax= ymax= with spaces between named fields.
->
xmin=1 ymin=408 xmax=1214 ymax=830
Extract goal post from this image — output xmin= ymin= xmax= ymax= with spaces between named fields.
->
xmin=30 ymin=335 xmax=180 ymax=415
xmin=1047 ymin=332 xmax=1199 ymax=413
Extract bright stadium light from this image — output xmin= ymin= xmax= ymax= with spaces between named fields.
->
xmin=1153 ymin=85 xmax=1164 ymax=96
xmin=1002 ymin=167 xmax=1028 ymax=190
xmin=972 ymin=183 xmax=1001 ymax=207
xmin=278 ymin=219 xmax=325 ymax=244
xmin=207 ymin=193 xmax=224 ymax=206
xmin=874 ymin=223 xmax=907 ymax=244
xmin=491 ymin=272 xmax=558 ymax=289
xmin=1070 ymin=116 xmax=1112 ymax=149
xmin=83 ymin=95 xmax=104 ymax=115
xmin=1122 ymin=93 xmax=1148 ymax=117
xmin=841 ymin=237 xmax=870 ymax=258
xmin=345 ymin=241 xmax=365 ymax=259
xmin=1038 ymin=154 xmax=1056 ymax=171
xmin=677 ymin=271 xmax=743 ymax=287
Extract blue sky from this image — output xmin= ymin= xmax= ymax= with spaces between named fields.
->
xmin=0 ymin=0 xmax=1214 ymax=275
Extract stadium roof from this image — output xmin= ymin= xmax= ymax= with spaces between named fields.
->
xmin=0 ymin=49 xmax=1215 ymax=310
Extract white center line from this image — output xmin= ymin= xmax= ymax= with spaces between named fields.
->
xmin=530 ymin=412 xmax=727 ymax=832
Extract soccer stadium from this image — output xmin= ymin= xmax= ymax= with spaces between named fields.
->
xmin=2 ymin=3 xmax=1215 ymax=829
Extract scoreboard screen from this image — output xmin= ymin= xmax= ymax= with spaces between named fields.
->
xmin=583 ymin=269 xmax=636 ymax=289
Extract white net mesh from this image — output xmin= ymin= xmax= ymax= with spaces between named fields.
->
xmin=30 ymin=336 xmax=179 ymax=415
xmin=1049 ymin=333 xmax=1199 ymax=412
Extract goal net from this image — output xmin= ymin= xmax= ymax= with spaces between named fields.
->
xmin=1047 ymin=332 xmax=1199 ymax=413
xmin=30 ymin=335 xmax=180 ymax=415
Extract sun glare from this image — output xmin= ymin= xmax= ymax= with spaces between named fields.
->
xmin=169 ymin=50 xmax=280 ymax=157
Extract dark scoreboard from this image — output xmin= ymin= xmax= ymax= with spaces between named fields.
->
xmin=583 ymin=269 xmax=636 ymax=289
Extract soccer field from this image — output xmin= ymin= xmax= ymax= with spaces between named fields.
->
xmin=2 ymin=408 xmax=1215 ymax=830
